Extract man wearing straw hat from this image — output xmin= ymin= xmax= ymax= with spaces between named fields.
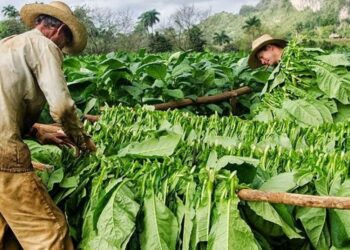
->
xmin=0 ymin=1 xmax=95 ymax=249
xmin=248 ymin=34 xmax=288 ymax=69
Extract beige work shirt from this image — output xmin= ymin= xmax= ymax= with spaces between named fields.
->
xmin=0 ymin=29 xmax=86 ymax=172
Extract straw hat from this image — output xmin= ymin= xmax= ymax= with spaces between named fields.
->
xmin=248 ymin=34 xmax=287 ymax=69
xmin=20 ymin=1 xmax=87 ymax=54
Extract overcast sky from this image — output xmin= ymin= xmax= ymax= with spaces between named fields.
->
xmin=1 ymin=0 xmax=260 ymax=22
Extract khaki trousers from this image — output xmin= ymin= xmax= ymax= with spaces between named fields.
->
xmin=0 ymin=171 xmax=73 ymax=250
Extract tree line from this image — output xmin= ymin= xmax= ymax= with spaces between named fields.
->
xmin=0 ymin=4 xmax=264 ymax=54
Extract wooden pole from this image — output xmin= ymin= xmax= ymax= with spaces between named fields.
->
xmin=84 ymin=114 xmax=100 ymax=123
xmin=238 ymin=189 xmax=350 ymax=210
xmin=32 ymin=162 xmax=54 ymax=171
xmin=153 ymin=86 xmax=252 ymax=110
xmin=82 ymin=86 xmax=252 ymax=122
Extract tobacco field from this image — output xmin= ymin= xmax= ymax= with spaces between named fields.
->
xmin=28 ymin=40 xmax=350 ymax=250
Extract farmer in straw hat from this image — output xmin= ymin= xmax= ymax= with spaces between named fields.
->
xmin=248 ymin=34 xmax=288 ymax=69
xmin=0 ymin=1 xmax=95 ymax=249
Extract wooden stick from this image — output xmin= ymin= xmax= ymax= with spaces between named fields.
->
xmin=84 ymin=114 xmax=100 ymax=123
xmin=153 ymin=86 xmax=252 ymax=110
xmin=238 ymin=189 xmax=350 ymax=210
xmin=81 ymin=86 xmax=252 ymax=122
xmin=32 ymin=162 xmax=54 ymax=171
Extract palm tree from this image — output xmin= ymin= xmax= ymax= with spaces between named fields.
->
xmin=138 ymin=9 xmax=160 ymax=34
xmin=1 ymin=5 xmax=19 ymax=18
xmin=242 ymin=16 xmax=261 ymax=40
xmin=213 ymin=31 xmax=231 ymax=46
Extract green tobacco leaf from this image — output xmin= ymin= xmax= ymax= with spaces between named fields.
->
xmin=329 ymin=173 xmax=342 ymax=196
xmin=122 ymin=85 xmax=143 ymax=98
xmin=268 ymin=64 xmax=281 ymax=81
xmin=334 ymin=104 xmax=350 ymax=123
xmin=140 ymin=190 xmax=178 ymax=250
xmin=100 ymin=58 xmax=126 ymax=69
xmin=191 ymin=179 xmax=213 ymax=248
xmin=163 ymin=89 xmax=185 ymax=99
xmin=182 ymin=182 xmax=196 ymax=250
xmin=68 ymin=76 xmax=97 ymax=86
xmin=254 ymin=110 xmax=274 ymax=122
xmin=118 ymin=133 xmax=181 ymax=158
xmin=25 ymin=140 xmax=61 ymax=165
xmin=172 ymin=63 xmax=193 ymax=77
xmin=206 ymin=104 xmax=223 ymax=114
xmin=205 ymin=152 xmax=258 ymax=184
xmin=47 ymin=168 xmax=64 ymax=191
xmin=89 ymin=184 xmax=140 ymax=250
xmin=233 ymin=57 xmax=248 ymax=76
xmin=296 ymin=207 xmax=329 ymax=250
xmin=330 ymin=180 xmax=350 ymax=248
xmin=313 ymin=65 xmax=350 ymax=104
xmin=256 ymin=133 xmax=292 ymax=151
xmin=259 ymin=172 xmax=296 ymax=192
xmin=203 ymin=69 xmax=216 ymax=86
xmin=330 ymin=209 xmax=350 ymax=248
xmin=315 ymin=177 xmax=329 ymax=196
xmin=206 ymin=152 xmax=259 ymax=170
xmin=206 ymin=151 xmax=218 ymax=169
xmin=59 ymin=176 xmax=78 ymax=189
xmin=244 ymin=204 xmax=284 ymax=238
xmin=282 ymin=99 xmax=324 ymax=126
xmin=204 ymin=135 xmax=239 ymax=148
xmin=167 ymin=51 xmax=182 ymax=63
xmin=175 ymin=195 xmax=185 ymax=229
xmin=194 ymin=192 xmax=212 ymax=244
xmin=84 ymin=98 xmax=97 ymax=115
xmin=269 ymin=72 xmax=285 ymax=92
xmin=138 ymin=62 xmax=167 ymax=80
xmin=142 ymin=55 xmax=162 ymax=64
xmin=330 ymin=246 xmax=350 ymax=250
xmin=248 ymin=201 xmax=303 ymax=239
xmin=251 ymin=70 xmax=270 ymax=84
xmin=316 ymin=54 xmax=350 ymax=67
xmin=208 ymin=197 xmax=258 ymax=250
xmin=218 ymin=156 xmax=259 ymax=168
xmin=64 ymin=57 xmax=81 ymax=69
xmin=310 ymin=100 xmax=333 ymax=123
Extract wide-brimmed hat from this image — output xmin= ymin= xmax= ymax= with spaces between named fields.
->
xmin=248 ymin=34 xmax=287 ymax=69
xmin=20 ymin=1 xmax=87 ymax=54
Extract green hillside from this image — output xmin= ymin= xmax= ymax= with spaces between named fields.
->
xmin=200 ymin=0 xmax=350 ymax=50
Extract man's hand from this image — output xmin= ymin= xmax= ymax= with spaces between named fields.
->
xmin=32 ymin=123 xmax=97 ymax=155
xmin=36 ymin=128 xmax=76 ymax=148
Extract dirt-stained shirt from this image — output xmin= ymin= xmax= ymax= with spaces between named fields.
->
xmin=0 ymin=29 xmax=86 ymax=172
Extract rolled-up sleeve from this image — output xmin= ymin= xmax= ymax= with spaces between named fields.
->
xmin=30 ymin=40 xmax=87 ymax=148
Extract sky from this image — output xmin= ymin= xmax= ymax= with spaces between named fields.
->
xmin=0 ymin=0 xmax=260 ymax=22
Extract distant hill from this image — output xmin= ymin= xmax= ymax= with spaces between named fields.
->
xmin=200 ymin=0 xmax=350 ymax=49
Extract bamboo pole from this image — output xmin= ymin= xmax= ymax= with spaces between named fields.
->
xmin=153 ymin=86 xmax=252 ymax=110
xmin=238 ymin=189 xmax=350 ymax=210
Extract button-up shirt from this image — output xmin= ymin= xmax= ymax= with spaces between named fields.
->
xmin=0 ymin=29 xmax=86 ymax=172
